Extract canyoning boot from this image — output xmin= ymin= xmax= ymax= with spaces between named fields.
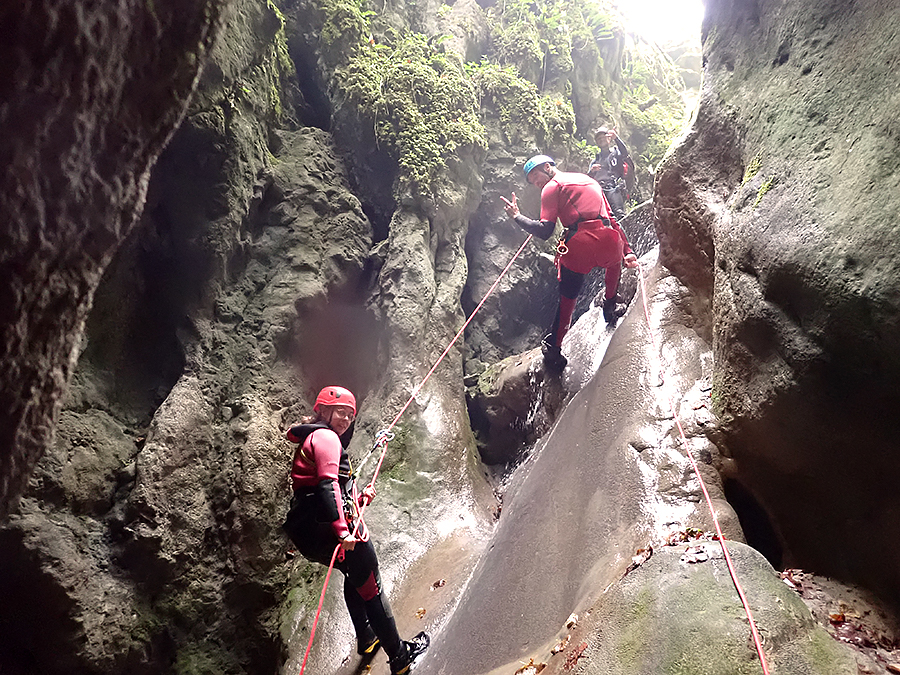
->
xmin=389 ymin=632 xmax=430 ymax=675
xmin=357 ymin=629 xmax=380 ymax=656
xmin=346 ymin=583 xmax=382 ymax=656
xmin=541 ymin=335 xmax=567 ymax=373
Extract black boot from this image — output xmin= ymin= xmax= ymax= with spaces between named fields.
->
xmin=357 ymin=628 xmax=380 ymax=656
xmin=390 ymin=632 xmax=430 ymax=675
xmin=541 ymin=335 xmax=567 ymax=373
xmin=364 ymin=592 xmax=402 ymax=659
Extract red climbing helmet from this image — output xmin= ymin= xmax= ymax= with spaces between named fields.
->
xmin=314 ymin=386 xmax=357 ymax=415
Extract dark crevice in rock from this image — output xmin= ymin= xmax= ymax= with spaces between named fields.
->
xmin=723 ymin=477 xmax=784 ymax=571
xmin=336 ymin=137 xmax=397 ymax=243
xmin=77 ymin=123 xmax=229 ymax=424
xmin=287 ymin=38 xmax=332 ymax=130
xmin=0 ymin=529 xmax=81 ymax=675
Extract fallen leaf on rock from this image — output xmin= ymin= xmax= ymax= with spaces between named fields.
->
xmin=631 ymin=546 xmax=652 ymax=567
xmin=666 ymin=528 xmax=706 ymax=545
xmin=604 ymin=544 xmax=655 ymax=593
xmin=431 ymin=578 xmax=446 ymax=590
xmin=779 ymin=570 xmax=799 ymax=589
xmin=563 ymin=642 xmax=588 ymax=670
xmin=680 ymin=545 xmax=709 ymax=564
xmin=551 ymin=635 xmax=570 ymax=654
xmin=565 ymin=613 xmax=578 ymax=629
xmin=514 ymin=658 xmax=546 ymax=674
xmin=779 ymin=569 xmax=805 ymax=591
xmin=829 ymin=613 xmax=845 ymax=624
xmin=414 ymin=608 xmax=426 ymax=619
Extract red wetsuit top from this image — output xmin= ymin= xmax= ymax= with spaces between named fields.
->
xmin=540 ymin=171 xmax=633 ymax=275
xmin=287 ymin=424 xmax=369 ymax=541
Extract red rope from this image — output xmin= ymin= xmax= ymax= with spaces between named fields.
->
xmin=297 ymin=544 xmax=341 ymax=675
xmin=636 ymin=264 xmax=771 ymax=675
xmin=297 ymin=234 xmax=534 ymax=675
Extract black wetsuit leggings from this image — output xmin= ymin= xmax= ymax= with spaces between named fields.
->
xmin=284 ymin=495 xmax=402 ymax=658
xmin=602 ymin=186 xmax=626 ymax=222
xmin=548 ymin=267 xmax=586 ymax=346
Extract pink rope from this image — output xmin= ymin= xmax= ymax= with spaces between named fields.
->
xmin=297 ymin=544 xmax=341 ymax=675
xmin=297 ymin=234 xmax=534 ymax=675
xmin=636 ymin=264 xmax=771 ymax=675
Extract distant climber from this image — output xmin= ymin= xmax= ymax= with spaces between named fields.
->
xmin=282 ymin=386 xmax=429 ymax=674
xmin=501 ymin=156 xmax=638 ymax=373
xmin=587 ymin=127 xmax=634 ymax=222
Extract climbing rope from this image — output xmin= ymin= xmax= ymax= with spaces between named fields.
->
xmin=636 ymin=264 xmax=771 ymax=675
xmin=297 ymin=233 xmax=534 ymax=675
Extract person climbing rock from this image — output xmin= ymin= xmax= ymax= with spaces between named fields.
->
xmin=282 ymin=386 xmax=429 ymax=674
xmin=501 ymin=155 xmax=638 ymax=373
xmin=588 ymin=127 xmax=633 ymax=222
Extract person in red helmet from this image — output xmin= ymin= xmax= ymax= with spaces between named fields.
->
xmin=501 ymin=155 xmax=638 ymax=372
xmin=282 ymin=386 xmax=429 ymax=674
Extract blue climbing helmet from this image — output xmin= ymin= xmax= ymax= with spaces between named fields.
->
xmin=523 ymin=154 xmax=555 ymax=178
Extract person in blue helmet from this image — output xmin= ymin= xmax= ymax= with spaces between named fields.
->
xmin=501 ymin=155 xmax=637 ymax=372
xmin=283 ymin=386 xmax=429 ymax=674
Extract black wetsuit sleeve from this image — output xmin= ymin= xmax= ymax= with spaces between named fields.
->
xmin=315 ymin=478 xmax=342 ymax=523
xmin=514 ymin=214 xmax=555 ymax=240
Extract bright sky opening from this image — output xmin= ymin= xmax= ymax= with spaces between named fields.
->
xmin=617 ymin=0 xmax=705 ymax=46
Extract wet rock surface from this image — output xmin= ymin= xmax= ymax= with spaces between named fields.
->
xmin=564 ymin=542 xmax=859 ymax=675
xmin=656 ymin=0 xmax=900 ymax=606
xmin=466 ymin=348 xmax=566 ymax=466
xmin=3 ymin=0 xmax=900 ymax=673
xmin=416 ymin=264 xmax=750 ymax=675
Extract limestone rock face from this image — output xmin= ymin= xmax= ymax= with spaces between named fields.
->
xmin=0 ymin=0 xmax=377 ymax=664
xmin=0 ymin=117 xmax=372 ymax=672
xmin=656 ymin=0 xmax=900 ymax=604
xmin=0 ymin=0 xmax=226 ymax=521
xmin=576 ymin=543 xmax=858 ymax=675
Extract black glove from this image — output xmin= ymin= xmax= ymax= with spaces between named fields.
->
xmin=602 ymin=297 xmax=618 ymax=325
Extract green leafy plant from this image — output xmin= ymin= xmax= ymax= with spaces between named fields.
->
xmin=333 ymin=31 xmax=487 ymax=198
xmin=753 ymin=175 xmax=776 ymax=207
xmin=742 ymin=153 xmax=762 ymax=185
xmin=467 ymin=61 xmax=574 ymax=148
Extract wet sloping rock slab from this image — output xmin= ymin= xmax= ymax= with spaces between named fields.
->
xmin=560 ymin=542 xmax=859 ymax=675
xmin=416 ymin=263 xmax=742 ymax=675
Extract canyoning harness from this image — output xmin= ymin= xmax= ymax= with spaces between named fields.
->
xmin=553 ymin=214 xmax=614 ymax=280
xmin=286 ymin=423 xmax=363 ymax=546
